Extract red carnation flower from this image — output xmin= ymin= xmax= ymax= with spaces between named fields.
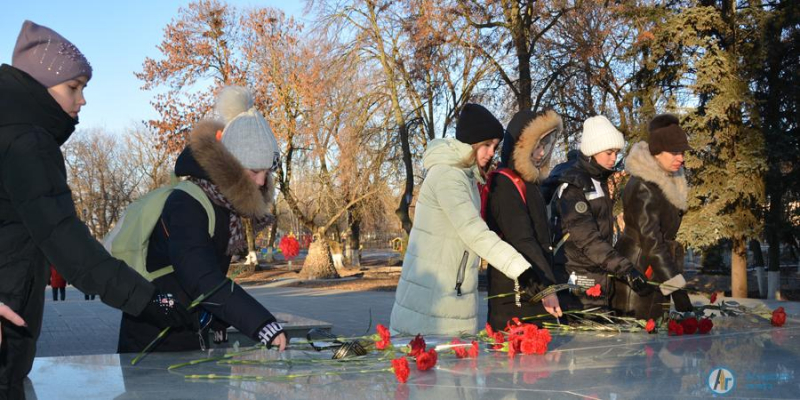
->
xmin=645 ymin=265 xmax=654 ymax=280
xmin=771 ymin=307 xmax=787 ymax=327
xmin=681 ymin=317 xmax=699 ymax=334
xmin=492 ymin=332 xmax=505 ymax=349
xmin=520 ymin=338 xmax=548 ymax=355
xmin=467 ymin=341 xmax=480 ymax=358
xmin=698 ymin=318 xmax=713 ymax=334
xmin=408 ymin=334 xmax=426 ymax=357
xmin=485 ymin=323 xmax=495 ymax=337
xmin=451 ymin=338 xmax=468 ymax=359
xmin=667 ymin=319 xmax=684 ymax=336
xmin=391 ymin=356 xmax=410 ymax=383
xmin=416 ymin=349 xmax=438 ymax=371
xmin=710 ymin=292 xmax=718 ymax=304
xmin=645 ymin=319 xmax=656 ymax=333
xmin=585 ymin=284 xmax=602 ymax=297
xmin=507 ymin=341 xmax=518 ymax=358
xmin=375 ymin=324 xmax=391 ymax=349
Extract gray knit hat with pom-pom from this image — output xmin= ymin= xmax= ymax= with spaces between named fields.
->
xmin=215 ymin=86 xmax=280 ymax=171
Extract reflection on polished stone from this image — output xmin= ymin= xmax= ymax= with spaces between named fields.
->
xmin=26 ymin=319 xmax=798 ymax=399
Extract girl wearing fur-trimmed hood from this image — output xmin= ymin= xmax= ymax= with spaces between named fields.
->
xmin=484 ymin=109 xmax=572 ymax=331
xmin=117 ymin=86 xmax=288 ymax=354
xmin=611 ymin=114 xmax=694 ymax=319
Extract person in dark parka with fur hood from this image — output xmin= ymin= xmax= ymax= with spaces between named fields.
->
xmin=485 ymin=110 xmax=570 ymax=330
xmin=611 ymin=114 xmax=694 ymax=319
xmin=117 ymin=86 xmax=287 ymax=353
xmin=545 ymin=116 xmax=653 ymax=309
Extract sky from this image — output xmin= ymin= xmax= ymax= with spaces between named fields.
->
xmin=1 ymin=1 xmax=306 ymax=133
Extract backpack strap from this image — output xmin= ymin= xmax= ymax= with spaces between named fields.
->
xmin=145 ymin=181 xmax=217 ymax=281
xmin=173 ymin=180 xmax=216 ymax=236
xmin=480 ymin=168 xmax=528 ymax=220
xmin=494 ymin=168 xmax=527 ymax=205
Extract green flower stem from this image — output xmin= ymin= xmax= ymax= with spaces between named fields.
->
xmin=486 ymin=283 xmax=572 ymax=302
xmin=132 ymin=278 xmax=234 ymax=366
xmin=167 ymin=345 xmax=266 ymax=370
xmin=185 ymin=367 xmax=394 ymax=382
xmin=217 ymin=357 xmax=371 ymax=367
xmin=131 ymin=327 xmax=171 ymax=366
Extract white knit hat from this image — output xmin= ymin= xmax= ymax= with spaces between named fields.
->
xmin=215 ymin=86 xmax=280 ymax=171
xmin=580 ymin=115 xmax=625 ymax=156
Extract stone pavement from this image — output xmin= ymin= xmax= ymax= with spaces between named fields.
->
xmin=35 ymin=285 xmax=800 ymax=357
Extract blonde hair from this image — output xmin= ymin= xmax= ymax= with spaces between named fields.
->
xmin=460 ymin=139 xmax=497 ymax=179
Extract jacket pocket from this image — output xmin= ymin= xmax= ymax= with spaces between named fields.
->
xmin=454 ymin=251 xmax=469 ymax=296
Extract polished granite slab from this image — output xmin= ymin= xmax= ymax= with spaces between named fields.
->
xmin=26 ymin=317 xmax=798 ymax=399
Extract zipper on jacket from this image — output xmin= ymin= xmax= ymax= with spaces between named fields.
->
xmin=455 ymin=251 xmax=469 ymax=296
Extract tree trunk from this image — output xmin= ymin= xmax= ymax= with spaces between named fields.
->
xmin=731 ymin=237 xmax=748 ymax=298
xmin=750 ymin=239 xmax=766 ymax=297
xmin=300 ymin=231 xmax=340 ymax=279
xmin=348 ymin=211 xmax=362 ymax=269
xmin=264 ymin=203 xmax=279 ymax=262
xmin=395 ymin=122 xmax=414 ymax=234
xmin=243 ymin=218 xmax=258 ymax=266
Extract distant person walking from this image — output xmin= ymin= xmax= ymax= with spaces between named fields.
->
xmin=49 ymin=265 xmax=66 ymax=302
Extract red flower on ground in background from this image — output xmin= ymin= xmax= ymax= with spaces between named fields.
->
xmin=710 ymin=292 xmax=718 ymax=304
xmin=585 ymin=284 xmax=602 ymax=297
xmin=416 ymin=349 xmax=438 ymax=371
xmin=408 ymin=334 xmax=426 ymax=357
xmin=698 ymin=318 xmax=713 ymax=334
xmin=391 ymin=356 xmax=410 ymax=383
xmin=645 ymin=319 xmax=656 ymax=333
xmin=278 ymin=235 xmax=300 ymax=260
xmin=668 ymin=319 xmax=684 ymax=336
xmin=681 ymin=317 xmax=699 ymax=334
xmin=771 ymin=307 xmax=787 ymax=327
xmin=645 ymin=265 xmax=654 ymax=280
xmin=375 ymin=324 xmax=391 ymax=350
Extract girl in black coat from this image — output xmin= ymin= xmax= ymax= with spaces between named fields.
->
xmin=545 ymin=116 xmax=652 ymax=310
xmin=612 ymin=114 xmax=694 ymax=319
xmin=485 ymin=110 xmax=568 ymax=330
xmin=0 ymin=21 xmax=192 ymax=398
xmin=117 ymin=87 xmax=287 ymax=353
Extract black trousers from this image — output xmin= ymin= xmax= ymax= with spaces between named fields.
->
xmin=0 ymin=251 xmax=46 ymax=400
xmin=51 ymin=287 xmax=64 ymax=301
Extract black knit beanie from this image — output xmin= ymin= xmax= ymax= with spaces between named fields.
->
xmin=455 ymin=103 xmax=504 ymax=145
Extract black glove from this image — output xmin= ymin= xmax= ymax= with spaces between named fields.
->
xmin=138 ymin=292 xmax=195 ymax=330
xmin=517 ymin=268 xmax=544 ymax=302
xmin=255 ymin=321 xmax=284 ymax=348
xmin=211 ymin=320 xmax=230 ymax=344
xmin=622 ymin=268 xmax=654 ymax=296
